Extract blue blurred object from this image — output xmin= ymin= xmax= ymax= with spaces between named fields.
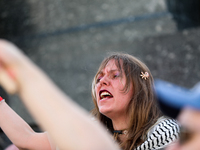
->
xmin=154 ymin=79 xmax=200 ymax=118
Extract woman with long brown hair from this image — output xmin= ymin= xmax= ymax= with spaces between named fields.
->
xmin=91 ymin=53 xmax=179 ymax=150
xmin=0 ymin=40 xmax=179 ymax=150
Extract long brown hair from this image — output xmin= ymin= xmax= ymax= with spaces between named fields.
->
xmin=91 ymin=53 xmax=161 ymax=150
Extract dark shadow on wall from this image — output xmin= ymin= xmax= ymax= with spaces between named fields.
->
xmin=0 ymin=0 xmax=35 ymax=52
xmin=166 ymin=0 xmax=200 ymax=30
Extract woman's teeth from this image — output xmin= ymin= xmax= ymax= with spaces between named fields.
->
xmin=100 ymin=91 xmax=112 ymax=99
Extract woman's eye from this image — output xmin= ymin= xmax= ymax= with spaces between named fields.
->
xmin=96 ymin=77 xmax=101 ymax=83
xmin=113 ymin=74 xmax=120 ymax=78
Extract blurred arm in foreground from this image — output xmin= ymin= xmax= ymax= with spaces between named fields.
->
xmin=0 ymin=39 xmax=119 ymax=150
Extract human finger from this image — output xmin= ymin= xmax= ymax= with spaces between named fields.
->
xmin=165 ymin=142 xmax=181 ymax=150
xmin=178 ymin=107 xmax=200 ymax=132
xmin=0 ymin=64 xmax=18 ymax=94
xmin=0 ymin=39 xmax=25 ymax=94
xmin=0 ymin=39 xmax=27 ymax=66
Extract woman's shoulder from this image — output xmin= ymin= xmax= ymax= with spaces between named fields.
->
xmin=135 ymin=117 xmax=180 ymax=150
xmin=150 ymin=116 xmax=180 ymax=135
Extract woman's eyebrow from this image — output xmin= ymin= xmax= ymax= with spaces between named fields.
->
xmin=97 ymin=69 xmax=120 ymax=77
xmin=97 ymin=71 xmax=103 ymax=77
xmin=109 ymin=69 xmax=120 ymax=74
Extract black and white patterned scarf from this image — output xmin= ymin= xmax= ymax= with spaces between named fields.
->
xmin=135 ymin=117 xmax=180 ymax=150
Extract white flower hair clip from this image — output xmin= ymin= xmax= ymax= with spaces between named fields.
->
xmin=140 ymin=72 xmax=149 ymax=80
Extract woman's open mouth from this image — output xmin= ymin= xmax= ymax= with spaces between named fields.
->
xmin=99 ymin=90 xmax=113 ymax=100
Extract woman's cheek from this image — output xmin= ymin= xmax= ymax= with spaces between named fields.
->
xmin=95 ymin=86 xmax=99 ymax=101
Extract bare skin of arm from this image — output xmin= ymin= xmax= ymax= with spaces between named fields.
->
xmin=0 ymin=39 xmax=119 ymax=150
xmin=0 ymin=102 xmax=53 ymax=150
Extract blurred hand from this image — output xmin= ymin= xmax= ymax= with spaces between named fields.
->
xmin=0 ymin=39 xmax=26 ymax=94
xmin=166 ymin=133 xmax=200 ymax=150
xmin=178 ymin=107 xmax=200 ymax=132
xmin=166 ymin=107 xmax=200 ymax=150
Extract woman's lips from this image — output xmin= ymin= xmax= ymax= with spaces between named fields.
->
xmin=99 ymin=90 xmax=113 ymax=100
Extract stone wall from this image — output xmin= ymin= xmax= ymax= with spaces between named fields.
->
xmin=0 ymin=0 xmax=199 ymax=126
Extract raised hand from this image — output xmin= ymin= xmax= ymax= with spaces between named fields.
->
xmin=0 ymin=39 xmax=26 ymax=94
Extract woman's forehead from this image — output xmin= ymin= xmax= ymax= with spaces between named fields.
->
xmin=102 ymin=59 xmax=122 ymax=71
xmin=97 ymin=59 xmax=123 ymax=76
xmin=105 ymin=59 xmax=118 ymax=69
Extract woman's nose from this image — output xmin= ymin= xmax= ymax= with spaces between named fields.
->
xmin=100 ymin=76 xmax=110 ymax=86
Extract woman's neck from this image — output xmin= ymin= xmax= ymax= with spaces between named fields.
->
xmin=112 ymin=117 xmax=129 ymax=131
xmin=111 ymin=117 xmax=129 ymax=143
